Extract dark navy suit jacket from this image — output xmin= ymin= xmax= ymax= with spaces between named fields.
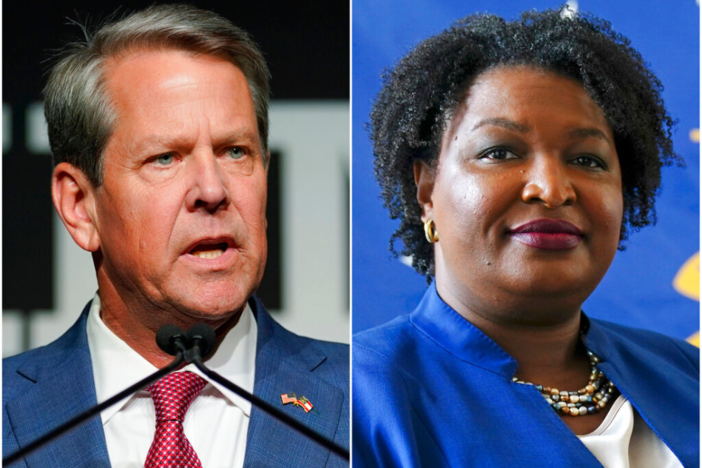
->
xmin=3 ymin=297 xmax=349 ymax=467
xmin=353 ymin=283 xmax=699 ymax=467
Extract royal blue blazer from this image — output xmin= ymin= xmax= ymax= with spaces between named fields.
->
xmin=353 ymin=284 xmax=699 ymax=467
xmin=3 ymin=297 xmax=349 ymax=467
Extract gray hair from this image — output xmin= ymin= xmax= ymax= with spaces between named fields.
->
xmin=44 ymin=4 xmax=271 ymax=186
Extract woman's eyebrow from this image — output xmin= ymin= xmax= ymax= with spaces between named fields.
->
xmin=472 ymin=117 xmax=529 ymax=133
xmin=567 ymin=127 xmax=612 ymax=145
xmin=471 ymin=119 xmax=612 ymax=146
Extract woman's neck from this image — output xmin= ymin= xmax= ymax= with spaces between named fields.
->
xmin=435 ymin=280 xmax=591 ymax=391
xmin=434 ymin=277 xmax=614 ymax=435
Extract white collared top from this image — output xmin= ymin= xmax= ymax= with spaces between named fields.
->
xmin=579 ymin=394 xmax=683 ymax=468
xmin=86 ymin=292 xmax=257 ymax=468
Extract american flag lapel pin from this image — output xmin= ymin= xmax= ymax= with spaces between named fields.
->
xmin=281 ymin=392 xmax=297 ymax=405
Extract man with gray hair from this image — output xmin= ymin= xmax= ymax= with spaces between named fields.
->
xmin=3 ymin=5 xmax=349 ymax=467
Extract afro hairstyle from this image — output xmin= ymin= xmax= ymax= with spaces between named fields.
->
xmin=370 ymin=7 xmax=679 ymax=278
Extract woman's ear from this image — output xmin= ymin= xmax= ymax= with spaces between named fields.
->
xmin=52 ymin=162 xmax=101 ymax=252
xmin=414 ymin=160 xmax=435 ymax=221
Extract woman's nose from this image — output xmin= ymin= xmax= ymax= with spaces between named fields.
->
xmin=520 ymin=156 xmax=576 ymax=208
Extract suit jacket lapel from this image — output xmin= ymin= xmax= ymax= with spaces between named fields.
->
xmin=244 ymin=298 xmax=344 ymax=467
xmin=584 ymin=317 xmax=699 ymax=468
xmin=5 ymin=305 xmax=110 ymax=468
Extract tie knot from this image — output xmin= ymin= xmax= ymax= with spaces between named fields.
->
xmin=148 ymin=371 xmax=207 ymax=423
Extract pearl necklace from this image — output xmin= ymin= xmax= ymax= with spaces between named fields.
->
xmin=512 ymin=351 xmax=617 ymax=417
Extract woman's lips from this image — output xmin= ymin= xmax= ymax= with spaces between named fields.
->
xmin=508 ymin=219 xmax=583 ymax=250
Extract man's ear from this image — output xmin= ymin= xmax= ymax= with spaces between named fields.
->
xmin=413 ymin=160 xmax=435 ymax=221
xmin=52 ymin=162 xmax=101 ymax=252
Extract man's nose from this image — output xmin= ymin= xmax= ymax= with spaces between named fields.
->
xmin=185 ymin=153 xmax=232 ymax=212
xmin=520 ymin=155 xmax=576 ymax=208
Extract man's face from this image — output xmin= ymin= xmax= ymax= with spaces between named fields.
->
xmin=91 ymin=49 xmax=267 ymax=322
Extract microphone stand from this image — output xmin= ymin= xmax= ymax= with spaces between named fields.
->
xmin=3 ymin=351 xmax=185 ymax=466
xmin=187 ymin=340 xmax=350 ymax=461
xmin=5 ymin=325 xmax=350 ymax=465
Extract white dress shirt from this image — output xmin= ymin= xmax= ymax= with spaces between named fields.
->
xmin=579 ymin=394 xmax=683 ymax=468
xmin=86 ymin=293 xmax=257 ymax=468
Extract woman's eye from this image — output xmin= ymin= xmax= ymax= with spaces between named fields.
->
xmin=573 ymin=155 xmax=605 ymax=169
xmin=155 ymin=153 xmax=174 ymax=165
xmin=480 ymin=148 xmax=518 ymax=160
xmin=227 ymin=147 xmax=245 ymax=159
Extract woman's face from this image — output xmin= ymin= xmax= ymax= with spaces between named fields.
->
xmin=418 ymin=66 xmax=623 ymax=323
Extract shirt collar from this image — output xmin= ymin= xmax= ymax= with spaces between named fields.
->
xmin=409 ymin=282 xmax=518 ymax=379
xmin=86 ymin=292 xmax=257 ymax=425
xmin=580 ymin=314 xmax=613 ymax=362
xmin=410 ymin=283 xmax=611 ymax=379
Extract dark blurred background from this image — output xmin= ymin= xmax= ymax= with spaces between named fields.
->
xmin=3 ymin=0 xmax=349 ymax=353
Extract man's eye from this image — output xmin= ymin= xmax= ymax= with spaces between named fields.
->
xmin=574 ymin=155 xmax=605 ymax=169
xmin=155 ymin=153 xmax=174 ymax=165
xmin=227 ymin=147 xmax=245 ymax=159
xmin=480 ymin=148 xmax=518 ymax=160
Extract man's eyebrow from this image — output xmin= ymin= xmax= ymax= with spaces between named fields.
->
xmin=567 ymin=127 xmax=612 ymax=144
xmin=472 ymin=118 xmax=529 ymax=133
xmin=214 ymin=128 xmax=259 ymax=146
xmin=130 ymin=129 xmax=260 ymax=154
xmin=131 ymin=135 xmax=182 ymax=154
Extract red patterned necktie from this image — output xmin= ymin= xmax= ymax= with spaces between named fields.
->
xmin=145 ymin=371 xmax=208 ymax=468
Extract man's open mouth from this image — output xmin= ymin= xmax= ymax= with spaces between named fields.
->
xmin=189 ymin=242 xmax=229 ymax=259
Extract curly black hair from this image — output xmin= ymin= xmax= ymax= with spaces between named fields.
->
xmin=370 ymin=7 xmax=680 ymax=278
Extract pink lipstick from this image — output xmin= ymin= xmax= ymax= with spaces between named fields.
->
xmin=508 ymin=219 xmax=583 ymax=250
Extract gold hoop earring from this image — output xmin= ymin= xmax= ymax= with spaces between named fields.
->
xmin=424 ymin=218 xmax=439 ymax=243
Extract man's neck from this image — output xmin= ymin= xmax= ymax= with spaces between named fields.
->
xmin=96 ymin=281 xmax=243 ymax=368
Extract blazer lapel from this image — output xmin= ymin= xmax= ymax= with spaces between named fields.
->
xmin=244 ymin=298 xmax=345 ymax=467
xmin=5 ymin=305 xmax=110 ymax=468
xmin=584 ymin=317 xmax=699 ymax=468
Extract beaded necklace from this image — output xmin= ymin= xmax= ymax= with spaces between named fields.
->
xmin=512 ymin=350 xmax=617 ymax=417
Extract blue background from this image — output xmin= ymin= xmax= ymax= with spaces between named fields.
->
xmin=352 ymin=0 xmax=700 ymax=340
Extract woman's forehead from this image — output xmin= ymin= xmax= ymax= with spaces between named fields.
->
xmin=446 ymin=66 xmax=611 ymax=139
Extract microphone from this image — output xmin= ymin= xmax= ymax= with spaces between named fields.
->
xmin=3 ymin=325 xmax=187 ymax=466
xmin=187 ymin=324 xmax=349 ymax=461
xmin=156 ymin=324 xmax=188 ymax=356
xmin=4 ymin=323 xmax=350 ymax=465
xmin=187 ymin=323 xmax=216 ymax=358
